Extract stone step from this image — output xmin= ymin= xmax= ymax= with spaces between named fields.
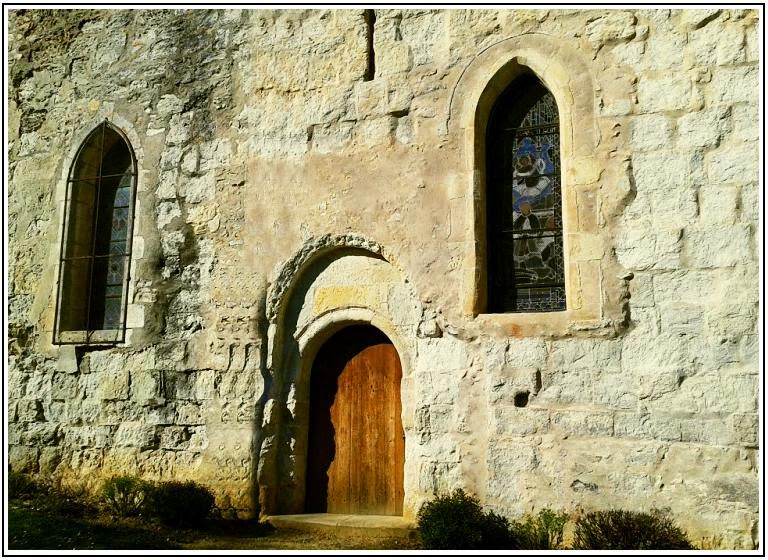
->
xmin=266 ymin=513 xmax=417 ymax=538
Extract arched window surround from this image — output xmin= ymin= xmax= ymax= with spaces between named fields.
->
xmin=448 ymin=35 xmax=607 ymax=337
xmin=53 ymin=120 xmax=138 ymax=345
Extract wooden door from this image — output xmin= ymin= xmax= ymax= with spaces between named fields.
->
xmin=306 ymin=326 xmax=405 ymax=515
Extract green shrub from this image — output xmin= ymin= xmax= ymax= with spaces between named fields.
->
xmin=146 ymin=480 xmax=215 ymax=527
xmin=9 ymin=472 xmax=43 ymax=499
xmin=102 ymin=476 xmax=153 ymax=518
xmin=417 ymin=489 xmax=486 ymax=549
xmin=510 ymin=508 xmax=568 ymax=550
xmin=417 ymin=490 xmax=522 ymax=549
xmin=572 ymin=509 xmax=695 ymax=550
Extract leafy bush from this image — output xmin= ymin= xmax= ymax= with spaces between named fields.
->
xmin=572 ymin=509 xmax=695 ymax=550
xmin=146 ymin=480 xmax=215 ymax=527
xmin=9 ymin=472 xmax=43 ymax=499
xmin=102 ymin=476 xmax=153 ymax=518
xmin=417 ymin=490 xmax=524 ymax=549
xmin=417 ymin=489 xmax=487 ymax=549
xmin=510 ymin=508 xmax=568 ymax=550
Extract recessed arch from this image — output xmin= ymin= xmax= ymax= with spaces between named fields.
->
xmin=448 ymin=33 xmax=602 ymax=334
xmin=53 ymin=120 xmax=138 ymax=344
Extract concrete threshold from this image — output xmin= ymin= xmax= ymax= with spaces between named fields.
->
xmin=266 ymin=513 xmax=417 ymax=538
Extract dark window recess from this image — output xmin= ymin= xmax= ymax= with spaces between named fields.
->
xmin=486 ymin=73 xmax=566 ymax=313
xmin=54 ymin=121 xmax=137 ymax=345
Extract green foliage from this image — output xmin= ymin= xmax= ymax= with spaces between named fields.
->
xmin=417 ymin=489 xmax=486 ymax=549
xmin=8 ymin=472 xmax=43 ymax=499
xmin=509 ymin=508 xmax=568 ymax=550
xmin=146 ymin=480 xmax=216 ymax=527
xmin=572 ymin=509 xmax=695 ymax=550
xmin=102 ymin=476 xmax=153 ymax=518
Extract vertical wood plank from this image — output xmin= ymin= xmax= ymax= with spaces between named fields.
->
xmin=306 ymin=326 xmax=404 ymax=516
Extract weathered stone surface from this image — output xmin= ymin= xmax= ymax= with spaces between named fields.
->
xmin=6 ymin=8 xmax=759 ymax=545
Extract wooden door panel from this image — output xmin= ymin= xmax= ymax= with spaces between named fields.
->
xmin=306 ymin=326 xmax=404 ymax=515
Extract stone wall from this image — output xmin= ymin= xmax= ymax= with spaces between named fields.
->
xmin=7 ymin=8 xmax=760 ymax=547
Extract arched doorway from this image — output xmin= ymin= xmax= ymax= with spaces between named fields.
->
xmin=305 ymin=325 xmax=404 ymax=515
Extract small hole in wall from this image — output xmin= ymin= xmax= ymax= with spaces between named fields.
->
xmin=514 ymin=391 xmax=529 ymax=408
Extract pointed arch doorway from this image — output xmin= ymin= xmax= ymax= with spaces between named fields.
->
xmin=305 ymin=324 xmax=405 ymax=516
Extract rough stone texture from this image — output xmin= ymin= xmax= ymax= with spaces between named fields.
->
xmin=7 ymin=8 xmax=759 ymax=549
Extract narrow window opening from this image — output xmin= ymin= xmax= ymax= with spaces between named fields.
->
xmin=363 ymin=9 xmax=376 ymax=81
xmin=486 ymin=72 xmax=566 ymax=313
xmin=54 ymin=121 xmax=137 ymax=345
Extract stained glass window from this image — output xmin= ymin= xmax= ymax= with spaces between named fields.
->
xmin=486 ymin=73 xmax=566 ymax=313
xmin=54 ymin=122 xmax=137 ymax=344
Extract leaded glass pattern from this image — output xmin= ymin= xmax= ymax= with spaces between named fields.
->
xmin=54 ymin=122 xmax=137 ymax=344
xmin=487 ymin=73 xmax=566 ymax=313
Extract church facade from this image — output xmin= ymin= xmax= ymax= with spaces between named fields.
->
xmin=7 ymin=8 xmax=760 ymax=547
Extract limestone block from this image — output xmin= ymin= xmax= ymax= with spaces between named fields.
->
xmin=50 ymin=373 xmax=78 ymax=400
xmin=100 ymin=400 xmax=142 ymax=425
xmin=39 ymin=447 xmax=62 ymax=476
xmin=416 ymin=336 xmax=467 ymax=372
xmin=180 ymin=173 xmax=215 ymax=203
xmin=592 ymin=373 xmax=638 ymax=410
xmin=356 ymin=116 xmax=396 ymax=147
xmin=637 ymin=75 xmax=693 ymax=113
xmin=156 ymin=94 xmax=184 ymax=119
xmin=65 ymin=425 xmax=114 ymax=449
xmin=188 ymin=426 xmax=209 ymax=451
xmin=114 ymin=422 xmax=157 ymax=449
xmin=729 ymin=413 xmax=758 ymax=447
xmin=658 ymin=303 xmax=704 ymax=335
xmin=698 ymin=184 xmax=739 ymax=225
xmin=621 ymin=332 xmax=693 ymax=373
xmin=607 ymin=472 xmax=653 ymax=497
xmin=417 ymin=460 xmax=462 ymax=494
xmin=176 ymin=402 xmax=204 ymax=425
xmin=505 ymin=338 xmax=548 ymax=368
xmin=677 ymin=108 xmax=731 ymax=149
xmin=730 ymin=103 xmax=759 ymax=143
xmin=679 ymin=8 xmax=721 ymax=29
xmin=715 ymin=26 xmax=746 ymax=66
xmin=157 ymin=200 xmax=181 ymax=229
xmin=630 ymin=114 xmax=672 ymax=151
xmin=637 ymin=368 xmax=685 ymax=401
xmin=739 ymin=334 xmax=758 ymax=367
xmin=631 ymin=152 xmax=698 ymax=226
xmin=705 ymin=142 xmax=759 ymax=184
xmin=683 ymin=224 xmax=752 ymax=269
xmin=537 ymin=369 xmax=592 ymax=406
xmin=378 ymin=42 xmax=414 ymax=76
xmin=311 ymin=122 xmax=354 ymax=154
xmin=181 ymin=146 xmax=200 ymax=176
xmin=65 ymin=398 xmax=100 ymax=425
xmin=194 ymin=370 xmax=217 ymax=400
xmin=355 ymin=79 xmax=388 ymax=120
xmin=130 ymin=369 xmax=165 ymax=405
xmin=548 ymin=339 xmax=622 ymax=374
xmin=492 ymin=406 xmax=550 ymax=436
xmin=156 ymin=169 xmax=178 ymax=200
xmin=126 ymin=304 xmax=144 ymax=329
xmin=490 ymin=366 xmax=540 ymax=403
xmin=585 ymin=11 xmax=636 ymax=48
xmin=643 ymin=30 xmax=686 ymax=70
xmin=707 ymin=65 xmax=758 ymax=105
xmin=159 ymin=146 xmax=183 ymax=171
xmin=16 ymin=398 xmax=44 ymax=422
xmin=613 ymin=412 xmax=681 ymax=441
xmin=487 ymin=440 xmax=539 ymax=472
xmin=648 ymin=373 xmax=758 ymax=414
xmin=95 ymin=369 xmax=130 ymax=401
xmin=166 ymin=112 xmax=193 ymax=146
xmin=144 ymin=403 xmax=176 ymax=426
xmin=55 ymin=346 xmax=79 ymax=374
xmin=159 ymin=426 xmax=189 ymax=450
xmin=22 ymin=422 xmax=60 ymax=446
xmin=551 ymin=410 xmax=614 ymax=438
xmin=679 ymin=417 xmax=731 ymax=446
xmin=387 ymin=284 xmax=421 ymax=326
xmin=705 ymin=302 xmax=757 ymax=338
